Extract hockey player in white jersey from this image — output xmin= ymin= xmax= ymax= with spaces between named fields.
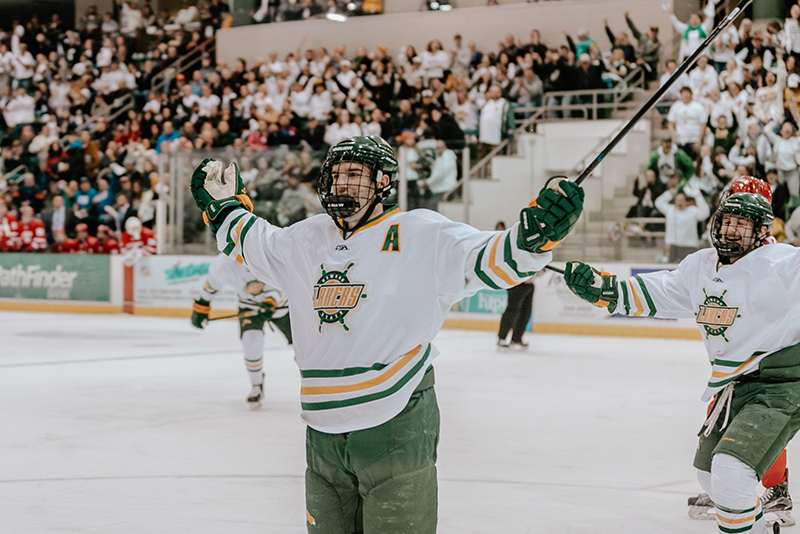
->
xmin=189 ymin=135 xmax=584 ymax=533
xmin=564 ymin=191 xmax=800 ymax=534
xmin=191 ymin=253 xmax=291 ymax=406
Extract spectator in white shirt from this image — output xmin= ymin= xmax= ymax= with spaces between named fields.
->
xmin=421 ymin=140 xmax=458 ymax=211
xmin=118 ymin=0 xmax=144 ymax=39
xmin=197 ymin=84 xmax=221 ymax=117
xmin=763 ymin=120 xmax=800 ymax=199
xmin=478 ymin=84 xmax=511 ymax=160
xmin=3 ymin=87 xmax=35 ymax=128
xmin=688 ymin=55 xmax=719 ymax=98
xmin=669 ymin=0 xmax=717 ymax=61
xmin=323 ymin=109 xmax=361 ymax=146
xmin=420 ymin=40 xmax=450 ymax=84
xmin=12 ymin=43 xmax=35 ymax=92
xmin=655 ymin=186 xmax=711 ymax=262
xmin=667 ymin=86 xmax=708 ymax=159
xmin=450 ymin=89 xmax=478 ymax=135
xmin=784 ymin=204 xmax=800 ymax=246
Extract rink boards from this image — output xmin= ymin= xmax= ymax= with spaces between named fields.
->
xmin=0 ymin=254 xmax=700 ymax=339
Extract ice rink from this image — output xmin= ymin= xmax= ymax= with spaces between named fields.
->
xmin=1 ymin=311 xmax=795 ymax=534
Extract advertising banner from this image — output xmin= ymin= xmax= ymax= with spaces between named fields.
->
xmin=134 ymin=255 xmax=237 ymax=307
xmin=0 ymin=253 xmax=110 ymax=301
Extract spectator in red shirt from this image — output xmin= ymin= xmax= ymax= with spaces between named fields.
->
xmin=15 ymin=206 xmax=48 ymax=252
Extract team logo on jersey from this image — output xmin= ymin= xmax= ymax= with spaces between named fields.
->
xmin=313 ymin=262 xmax=368 ymax=332
xmin=695 ymin=289 xmax=740 ymax=341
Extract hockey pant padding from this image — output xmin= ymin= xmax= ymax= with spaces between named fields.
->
xmin=241 ymin=329 xmax=264 ymax=385
xmin=305 ymin=367 xmax=438 ymax=534
xmin=710 ymin=453 xmax=764 ymax=534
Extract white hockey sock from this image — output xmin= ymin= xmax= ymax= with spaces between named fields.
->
xmin=241 ymin=330 xmax=264 ymax=386
xmin=710 ymin=453 xmax=765 ymax=534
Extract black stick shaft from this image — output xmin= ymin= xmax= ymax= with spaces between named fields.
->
xmin=544 ymin=265 xmax=565 ymax=274
xmin=573 ymin=0 xmax=753 ymax=185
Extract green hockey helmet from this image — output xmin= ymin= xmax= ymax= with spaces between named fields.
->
xmin=710 ymin=192 xmax=774 ymax=259
xmin=318 ymin=136 xmax=398 ymax=222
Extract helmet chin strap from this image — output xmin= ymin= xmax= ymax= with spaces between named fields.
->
xmin=336 ymin=193 xmax=382 ymax=236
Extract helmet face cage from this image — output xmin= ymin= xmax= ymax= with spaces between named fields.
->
xmin=318 ymin=136 xmax=398 ymax=222
xmin=711 ymin=192 xmax=774 ymax=259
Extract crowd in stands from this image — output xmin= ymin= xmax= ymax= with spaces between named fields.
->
xmin=7 ymin=0 xmax=800 ymax=261
xmin=0 ymin=0 xmax=668 ymax=254
xmin=624 ymin=0 xmax=800 ymax=262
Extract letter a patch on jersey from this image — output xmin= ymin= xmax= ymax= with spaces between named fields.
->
xmin=381 ymin=224 xmax=400 ymax=252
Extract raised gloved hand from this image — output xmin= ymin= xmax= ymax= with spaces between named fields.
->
xmin=518 ymin=176 xmax=584 ymax=253
xmin=191 ymin=298 xmax=210 ymax=329
xmin=190 ymin=158 xmax=253 ymax=231
xmin=563 ymin=262 xmax=618 ymax=313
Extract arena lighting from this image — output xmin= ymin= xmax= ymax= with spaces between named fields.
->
xmin=347 ymin=2 xmax=357 ymax=10
xmin=326 ymin=12 xmax=348 ymax=21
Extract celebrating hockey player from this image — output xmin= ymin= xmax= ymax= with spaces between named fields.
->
xmin=685 ymin=176 xmax=794 ymax=528
xmin=191 ymin=253 xmax=292 ymax=406
xmin=189 ymin=135 xmax=584 ymax=533
xmin=563 ymin=190 xmax=800 ymax=534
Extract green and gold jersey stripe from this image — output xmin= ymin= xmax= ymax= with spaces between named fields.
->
xmin=222 ymin=213 xmax=248 ymax=256
xmin=474 ymin=246 xmax=501 ymax=290
xmin=301 ymin=345 xmax=432 ymax=411
xmin=633 ymin=275 xmax=657 ymax=317
xmin=301 ymin=361 xmax=390 ymax=379
xmin=503 ymin=233 xmax=537 ymax=278
xmin=620 ymin=282 xmax=631 ymax=315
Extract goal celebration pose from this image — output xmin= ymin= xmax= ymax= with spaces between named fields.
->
xmin=564 ymin=190 xmax=800 ymax=534
xmin=189 ymin=135 xmax=584 ymax=533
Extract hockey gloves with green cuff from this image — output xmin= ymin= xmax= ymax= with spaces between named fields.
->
xmin=564 ymin=262 xmax=618 ymax=313
xmin=191 ymin=298 xmax=210 ymax=329
xmin=257 ymin=299 xmax=277 ymax=320
xmin=190 ymin=158 xmax=254 ymax=232
xmin=518 ymin=176 xmax=584 ymax=254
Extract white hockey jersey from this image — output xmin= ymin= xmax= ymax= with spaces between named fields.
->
xmin=614 ymin=245 xmax=800 ymax=401
xmin=199 ymin=253 xmax=289 ymax=319
xmin=216 ymin=206 xmax=551 ymax=433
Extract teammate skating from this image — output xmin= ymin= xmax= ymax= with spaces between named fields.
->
xmin=685 ymin=177 xmax=795 ymax=529
xmin=564 ymin=190 xmax=800 ymax=534
xmin=191 ymin=253 xmax=291 ymax=407
xmin=189 ymin=135 xmax=584 ymax=533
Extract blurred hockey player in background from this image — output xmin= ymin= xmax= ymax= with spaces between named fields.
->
xmin=188 ymin=135 xmax=584 ymax=533
xmin=564 ymin=187 xmax=800 ymax=534
xmin=191 ymin=253 xmax=291 ymax=406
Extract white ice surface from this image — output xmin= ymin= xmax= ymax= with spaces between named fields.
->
xmin=0 ymin=311 xmax=794 ymax=534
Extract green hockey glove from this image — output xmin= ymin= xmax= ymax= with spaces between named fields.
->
xmin=518 ymin=176 xmax=584 ymax=253
xmin=563 ymin=262 xmax=618 ymax=313
xmin=191 ymin=298 xmax=210 ymax=329
xmin=257 ymin=298 xmax=277 ymax=320
xmin=190 ymin=158 xmax=254 ymax=230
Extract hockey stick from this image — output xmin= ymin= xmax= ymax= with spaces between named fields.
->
xmin=207 ymin=306 xmax=288 ymax=322
xmin=572 ymin=0 xmax=753 ymax=185
xmin=540 ymin=0 xmax=752 ymax=277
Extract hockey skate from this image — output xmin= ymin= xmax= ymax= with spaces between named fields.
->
xmin=687 ymin=480 xmax=794 ymax=528
xmin=509 ymin=340 xmax=529 ymax=351
xmin=763 ymin=477 xmax=795 ymax=528
xmin=497 ymin=339 xmax=510 ymax=350
xmin=687 ymin=492 xmax=714 ymax=520
xmin=247 ymin=383 xmax=263 ymax=408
